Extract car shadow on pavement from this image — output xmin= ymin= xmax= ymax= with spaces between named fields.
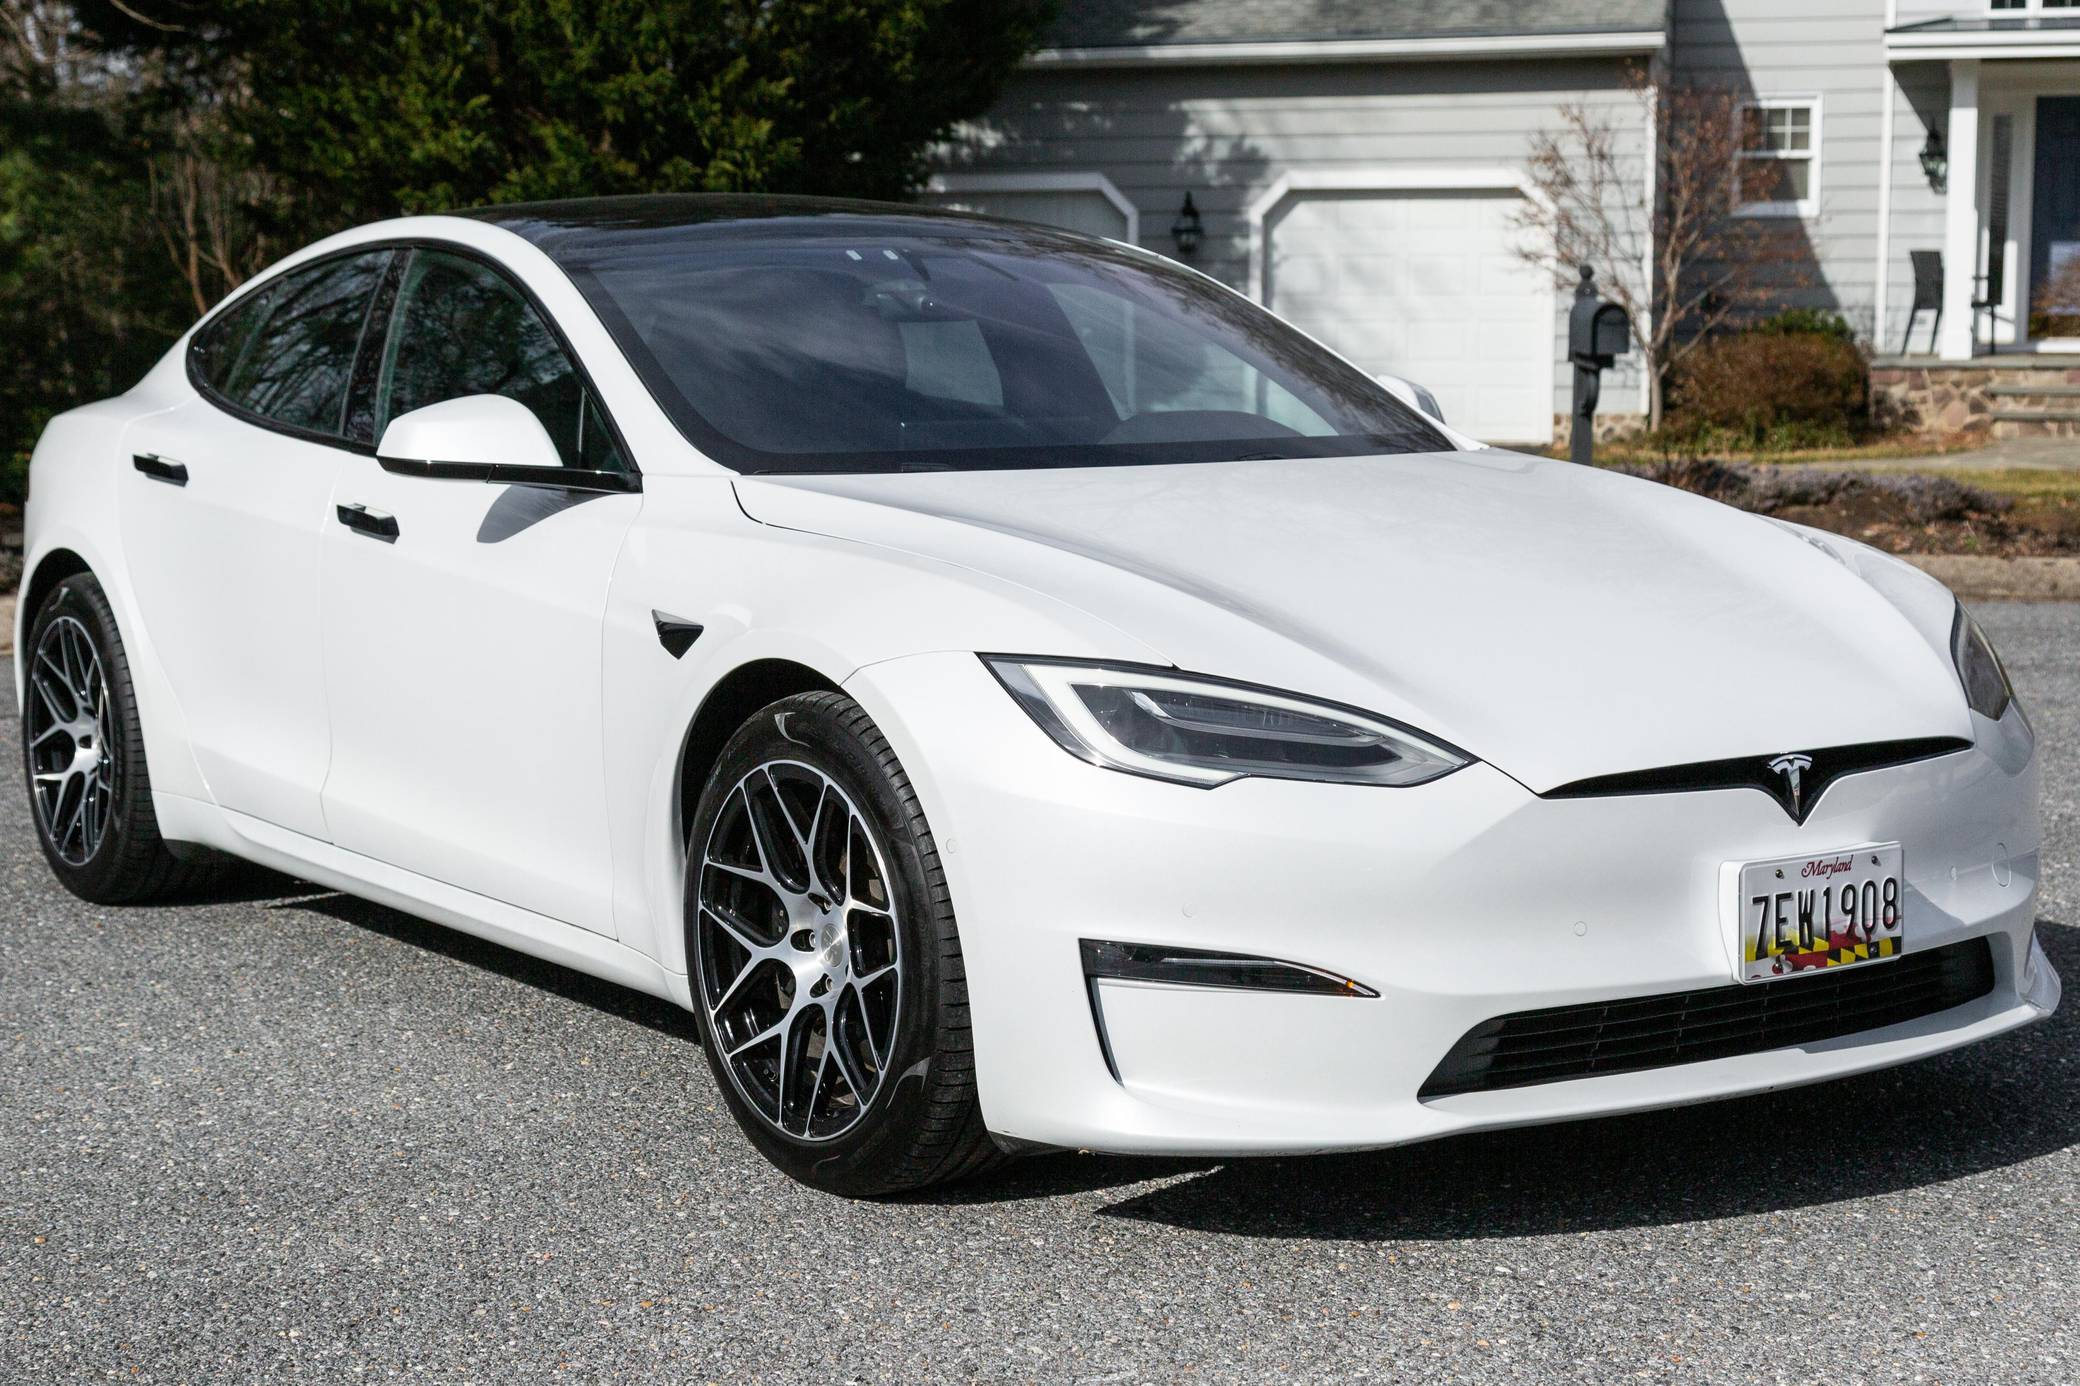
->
xmin=255 ymin=874 xmax=2074 ymax=1232
xmin=149 ymin=859 xmax=330 ymax=906
xmin=269 ymin=888 xmax=703 ymax=1043
xmin=956 ymin=922 xmax=2080 ymax=1237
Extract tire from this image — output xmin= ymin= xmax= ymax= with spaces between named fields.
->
xmin=683 ymin=690 xmax=1001 ymax=1196
xmin=21 ymin=573 xmax=213 ymax=904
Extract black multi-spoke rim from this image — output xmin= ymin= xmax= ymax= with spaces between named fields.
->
xmin=695 ymin=760 xmax=903 ymax=1143
xmin=25 ymin=614 xmax=116 ymax=866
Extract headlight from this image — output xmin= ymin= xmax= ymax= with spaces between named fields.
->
xmin=982 ymin=657 xmax=1470 ymax=788
xmin=1951 ymin=603 xmax=2015 ymax=721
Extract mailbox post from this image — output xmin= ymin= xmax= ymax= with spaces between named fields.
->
xmin=1567 ymin=265 xmax=1633 ymax=466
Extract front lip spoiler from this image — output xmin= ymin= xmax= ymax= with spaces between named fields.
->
xmin=1539 ymin=736 xmax=1973 ymax=824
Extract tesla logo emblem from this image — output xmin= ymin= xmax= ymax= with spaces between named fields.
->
xmin=1767 ymin=753 xmax=1815 ymax=817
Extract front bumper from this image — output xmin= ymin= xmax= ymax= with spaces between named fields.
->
xmin=849 ymin=653 xmax=2059 ymax=1156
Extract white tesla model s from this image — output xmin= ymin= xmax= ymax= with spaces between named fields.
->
xmin=17 ymin=196 xmax=2060 ymax=1193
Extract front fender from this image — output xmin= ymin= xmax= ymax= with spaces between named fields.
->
xmin=599 ymin=475 xmax=1163 ymax=972
xmin=1774 ymin=518 xmax=1959 ymax=669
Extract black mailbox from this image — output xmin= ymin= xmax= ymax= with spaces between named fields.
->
xmin=1567 ymin=265 xmax=1632 ymax=464
xmin=1569 ymin=270 xmax=1633 ymax=365
xmin=1592 ymin=303 xmax=1632 ymax=360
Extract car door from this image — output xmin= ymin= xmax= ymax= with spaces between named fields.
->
xmin=117 ymin=249 xmax=396 ymax=839
xmin=318 ymin=246 xmax=640 ymax=936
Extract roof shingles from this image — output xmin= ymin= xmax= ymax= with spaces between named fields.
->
xmin=1048 ymin=0 xmax=1669 ymax=49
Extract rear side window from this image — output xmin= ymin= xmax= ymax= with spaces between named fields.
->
xmin=190 ymin=251 xmax=391 ymax=438
xmin=189 ymin=288 xmax=272 ymax=396
xmin=375 ymin=249 xmax=625 ymax=472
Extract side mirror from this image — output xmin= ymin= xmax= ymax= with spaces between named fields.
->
xmin=1375 ymin=373 xmax=1447 ymax=425
xmin=375 ymin=394 xmax=637 ymax=494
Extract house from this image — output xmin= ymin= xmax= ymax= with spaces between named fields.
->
xmin=926 ymin=1 xmax=2080 ymax=444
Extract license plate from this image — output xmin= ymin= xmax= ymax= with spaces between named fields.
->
xmin=1736 ymin=844 xmax=1905 ymax=984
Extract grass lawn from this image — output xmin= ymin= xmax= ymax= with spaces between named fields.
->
xmin=1933 ymin=467 xmax=2080 ymax=500
xmin=1539 ymin=431 xmax=1991 ymax=467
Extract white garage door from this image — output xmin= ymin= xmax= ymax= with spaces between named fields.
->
xmin=1265 ymin=189 xmax=1554 ymax=446
xmin=923 ymin=186 xmax=1131 ymax=242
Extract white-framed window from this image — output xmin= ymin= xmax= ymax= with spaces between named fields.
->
xmin=1735 ymin=98 xmax=1821 ymax=217
xmin=1989 ymin=1 xmax=2079 ymax=11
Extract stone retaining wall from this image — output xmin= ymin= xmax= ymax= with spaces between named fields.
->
xmin=1551 ymin=412 xmax=1648 ymax=450
xmin=1870 ymin=360 xmax=2080 ymax=438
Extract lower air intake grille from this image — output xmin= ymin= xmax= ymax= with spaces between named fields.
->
xmin=1420 ymin=937 xmax=1996 ymax=1100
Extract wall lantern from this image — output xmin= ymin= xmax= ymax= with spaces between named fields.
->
xmin=1170 ymin=192 xmax=1204 ymax=257
xmin=1920 ymin=128 xmax=1947 ymax=193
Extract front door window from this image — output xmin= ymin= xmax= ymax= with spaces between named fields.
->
xmin=2030 ymin=96 xmax=2080 ymax=340
xmin=375 ymin=249 xmax=627 ymax=472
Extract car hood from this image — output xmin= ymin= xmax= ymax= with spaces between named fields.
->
xmin=733 ymin=451 xmax=1970 ymax=792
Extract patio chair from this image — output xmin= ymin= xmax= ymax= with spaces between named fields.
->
xmin=1902 ymin=250 xmax=1942 ymax=355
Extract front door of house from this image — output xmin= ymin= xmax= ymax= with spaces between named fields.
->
xmin=2031 ymin=96 xmax=2080 ymax=342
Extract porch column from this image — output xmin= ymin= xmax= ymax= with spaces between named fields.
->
xmin=1938 ymin=59 xmax=1981 ymax=360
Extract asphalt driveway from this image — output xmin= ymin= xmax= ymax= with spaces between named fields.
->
xmin=2 ymin=605 xmax=2074 ymax=1384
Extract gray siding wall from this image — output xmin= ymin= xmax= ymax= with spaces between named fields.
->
xmin=1672 ymin=0 xmax=1942 ymax=351
xmin=936 ymin=58 xmax=1652 ymax=419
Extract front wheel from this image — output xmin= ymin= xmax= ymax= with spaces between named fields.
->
xmin=684 ymin=691 xmax=1000 ymax=1195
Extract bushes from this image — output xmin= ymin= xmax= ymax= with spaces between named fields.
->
xmin=1662 ymin=316 xmax=1870 ymax=453
xmin=1749 ymin=308 xmax=1857 ymax=342
xmin=0 ymin=95 xmax=195 ymax=510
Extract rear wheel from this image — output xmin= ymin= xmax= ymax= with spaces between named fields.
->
xmin=22 ymin=573 xmax=211 ymax=903
xmin=684 ymin=691 xmax=1000 ymax=1195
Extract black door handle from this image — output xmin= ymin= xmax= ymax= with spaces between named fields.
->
xmin=335 ymin=502 xmax=400 ymax=541
xmin=132 ymin=453 xmax=188 ymax=486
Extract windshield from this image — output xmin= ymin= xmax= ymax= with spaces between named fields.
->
xmin=541 ymin=213 xmax=1453 ymax=474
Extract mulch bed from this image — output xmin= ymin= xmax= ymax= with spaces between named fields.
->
xmin=1611 ymin=459 xmax=2080 ymax=558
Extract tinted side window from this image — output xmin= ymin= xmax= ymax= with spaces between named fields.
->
xmin=189 ymin=287 xmax=273 ymax=396
xmin=206 ymin=253 xmax=390 ymax=436
xmin=377 ymin=250 xmax=624 ymax=472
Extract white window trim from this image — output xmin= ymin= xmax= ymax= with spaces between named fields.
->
xmin=1734 ymin=96 xmax=1823 ymax=219
xmin=922 ymin=171 xmax=1140 ymax=243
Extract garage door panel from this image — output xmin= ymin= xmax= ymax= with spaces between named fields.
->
xmin=1406 ymin=196 xmax=1486 ymax=231
xmin=1479 ymin=255 xmax=1535 ymax=297
xmin=1408 ymin=257 xmax=1477 ymax=300
xmin=1266 ymin=188 xmax=1552 ymax=446
xmin=1308 ymin=319 xmax=1410 ymax=366
xmin=1274 ymin=254 xmax=1339 ymax=298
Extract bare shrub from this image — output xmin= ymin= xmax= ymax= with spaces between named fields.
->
xmin=1665 ymin=331 xmax=1869 ymax=448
